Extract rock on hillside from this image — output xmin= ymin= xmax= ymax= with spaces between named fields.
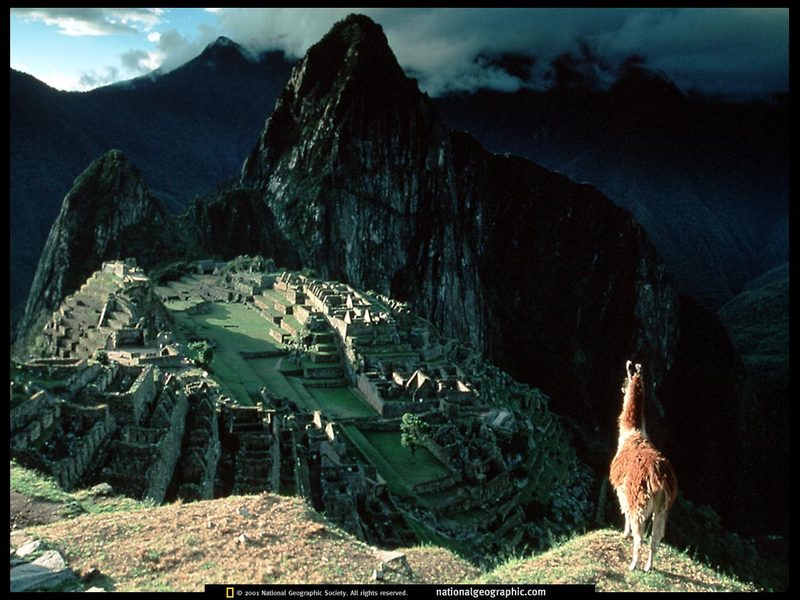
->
xmin=434 ymin=76 xmax=789 ymax=310
xmin=10 ymin=43 xmax=293 ymax=315
xmin=237 ymin=14 xmax=679 ymax=434
xmin=717 ymin=264 xmax=789 ymax=534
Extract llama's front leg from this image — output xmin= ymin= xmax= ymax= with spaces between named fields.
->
xmin=616 ymin=488 xmax=631 ymax=538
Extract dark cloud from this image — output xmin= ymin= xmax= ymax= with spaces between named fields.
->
xmin=477 ymin=53 xmax=537 ymax=84
xmin=203 ymin=8 xmax=787 ymax=97
xmin=120 ymin=49 xmax=150 ymax=74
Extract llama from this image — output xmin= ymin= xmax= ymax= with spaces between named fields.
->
xmin=609 ymin=360 xmax=678 ymax=572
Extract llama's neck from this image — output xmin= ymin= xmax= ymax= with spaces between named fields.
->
xmin=618 ymin=374 xmax=646 ymax=448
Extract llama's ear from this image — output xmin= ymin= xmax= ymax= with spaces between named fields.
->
xmin=635 ymin=363 xmax=642 ymax=374
xmin=626 ymin=360 xmax=635 ymax=377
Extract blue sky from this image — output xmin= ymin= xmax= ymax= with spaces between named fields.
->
xmin=9 ymin=8 xmax=789 ymax=97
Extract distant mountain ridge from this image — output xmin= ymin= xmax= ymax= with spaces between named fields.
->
xmin=10 ymin=38 xmax=295 ymax=317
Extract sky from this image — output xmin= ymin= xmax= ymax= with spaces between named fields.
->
xmin=9 ymin=7 xmax=790 ymax=97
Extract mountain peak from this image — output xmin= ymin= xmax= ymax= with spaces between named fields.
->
xmin=241 ymin=13 xmax=431 ymax=181
xmin=196 ymin=35 xmax=248 ymax=66
xmin=212 ymin=35 xmax=235 ymax=47
xmin=16 ymin=151 xmax=176 ymax=343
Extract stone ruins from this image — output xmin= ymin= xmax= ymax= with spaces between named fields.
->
xmin=12 ymin=257 xmax=587 ymax=559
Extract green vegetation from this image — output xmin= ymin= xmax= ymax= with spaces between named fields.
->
xmin=362 ymin=431 xmax=449 ymax=486
xmin=341 ymin=426 xmax=414 ymax=497
xmin=400 ymin=413 xmax=430 ymax=454
xmin=11 ymin=461 xmax=153 ymax=517
xmin=668 ymin=497 xmax=784 ymax=591
xmin=169 ymin=302 xmax=284 ymax=404
xmin=245 ymin=356 xmax=302 ymax=402
xmin=187 ymin=341 xmax=214 ymax=370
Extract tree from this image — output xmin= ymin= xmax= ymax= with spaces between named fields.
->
xmin=188 ymin=341 xmax=214 ymax=370
xmin=400 ymin=413 xmax=430 ymax=455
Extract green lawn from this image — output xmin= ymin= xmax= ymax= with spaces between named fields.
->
xmin=362 ymin=431 xmax=450 ymax=487
xmin=245 ymin=356 xmax=301 ymax=402
xmin=169 ymin=303 xmax=286 ymax=405
xmin=342 ymin=425 xmax=414 ymax=497
xmin=343 ymin=428 xmax=450 ymax=495
xmin=306 ymin=387 xmax=378 ymax=419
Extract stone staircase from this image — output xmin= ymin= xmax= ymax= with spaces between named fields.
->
xmin=42 ymin=271 xmax=135 ymax=360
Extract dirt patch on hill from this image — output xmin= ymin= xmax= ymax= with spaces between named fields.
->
xmin=10 ymin=491 xmax=74 ymax=530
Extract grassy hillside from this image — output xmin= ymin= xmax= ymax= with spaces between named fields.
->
xmin=12 ymin=462 xmax=760 ymax=592
xmin=482 ymin=529 xmax=757 ymax=592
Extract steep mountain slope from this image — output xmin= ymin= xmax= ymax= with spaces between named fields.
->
xmin=15 ymin=150 xmax=197 ymax=349
xmin=434 ymin=75 xmax=789 ymax=309
xmin=9 ymin=39 xmax=294 ymax=317
xmin=717 ymin=264 xmax=788 ymax=533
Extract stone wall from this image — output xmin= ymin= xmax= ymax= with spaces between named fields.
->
xmin=105 ymin=365 xmax=157 ymax=426
xmin=53 ymin=407 xmax=116 ymax=491
xmin=10 ymin=391 xmax=61 ymax=443
xmin=143 ymin=382 xmax=189 ymax=503
xmin=175 ymin=391 xmax=221 ymax=501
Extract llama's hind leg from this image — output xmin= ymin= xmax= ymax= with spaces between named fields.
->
xmin=628 ymin=519 xmax=644 ymax=571
xmin=644 ymin=505 xmax=667 ymax=572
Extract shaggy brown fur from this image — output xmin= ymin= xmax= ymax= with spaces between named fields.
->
xmin=610 ymin=361 xmax=678 ymax=572
xmin=610 ymin=433 xmax=678 ymax=517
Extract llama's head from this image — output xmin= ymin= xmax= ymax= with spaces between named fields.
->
xmin=621 ymin=360 xmax=642 ymax=393
xmin=619 ymin=360 xmax=645 ymax=431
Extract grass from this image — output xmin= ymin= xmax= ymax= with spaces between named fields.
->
xmin=12 ymin=479 xmax=764 ymax=592
xmin=306 ymin=386 xmax=378 ymax=419
xmin=341 ymin=427 xmax=450 ymax=497
xmin=481 ymin=529 xmax=758 ymax=592
xmin=341 ymin=426 xmax=414 ymax=497
xmin=169 ymin=302 xmax=287 ymax=405
xmin=11 ymin=460 xmax=74 ymax=504
xmin=361 ymin=431 xmax=451 ymax=486
xmin=11 ymin=461 xmax=153 ymax=518
xmin=245 ymin=356 xmax=302 ymax=402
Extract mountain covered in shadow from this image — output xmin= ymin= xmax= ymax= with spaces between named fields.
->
xmin=434 ymin=75 xmax=789 ymax=310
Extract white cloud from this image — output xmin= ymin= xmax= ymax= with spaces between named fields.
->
xmin=147 ymin=31 xmax=161 ymax=43
xmin=12 ymin=8 xmax=164 ymax=36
